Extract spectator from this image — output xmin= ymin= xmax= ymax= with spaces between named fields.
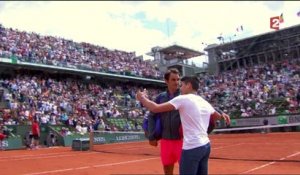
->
xmin=31 ymin=118 xmax=40 ymax=150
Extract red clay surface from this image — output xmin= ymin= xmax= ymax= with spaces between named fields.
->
xmin=0 ymin=132 xmax=299 ymax=175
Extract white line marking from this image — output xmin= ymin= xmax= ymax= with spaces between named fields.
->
xmin=286 ymin=152 xmax=300 ymax=158
xmin=0 ymin=151 xmax=76 ymax=159
xmin=75 ymin=166 xmax=89 ymax=170
xmin=240 ymin=152 xmax=300 ymax=174
xmin=23 ymin=157 xmax=158 ymax=175
xmin=24 ymin=168 xmax=74 ymax=175
xmin=92 ymin=158 xmax=157 ymax=168
xmin=241 ymin=161 xmax=276 ymax=174
xmin=214 ymin=123 xmax=300 ymax=132
xmin=0 ymin=152 xmax=97 ymax=162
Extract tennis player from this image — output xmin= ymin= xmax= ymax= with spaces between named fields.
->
xmin=137 ymin=76 xmax=231 ymax=175
xmin=144 ymin=68 xmax=183 ymax=175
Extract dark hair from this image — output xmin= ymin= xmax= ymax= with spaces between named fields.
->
xmin=164 ymin=68 xmax=180 ymax=81
xmin=181 ymin=76 xmax=199 ymax=90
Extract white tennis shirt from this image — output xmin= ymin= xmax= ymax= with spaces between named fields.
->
xmin=169 ymin=94 xmax=215 ymax=150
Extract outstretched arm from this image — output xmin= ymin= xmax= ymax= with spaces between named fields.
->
xmin=211 ymin=110 xmax=231 ymax=126
xmin=136 ymin=90 xmax=175 ymax=113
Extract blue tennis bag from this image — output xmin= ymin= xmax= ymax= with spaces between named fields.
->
xmin=142 ymin=114 xmax=162 ymax=140
xmin=142 ymin=93 xmax=164 ymax=140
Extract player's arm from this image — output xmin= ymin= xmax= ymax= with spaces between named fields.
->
xmin=212 ymin=109 xmax=231 ymax=126
xmin=210 ymin=111 xmax=222 ymax=121
xmin=141 ymin=98 xmax=175 ymax=113
xmin=137 ymin=90 xmax=175 ymax=113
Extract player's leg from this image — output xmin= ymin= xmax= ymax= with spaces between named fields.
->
xmin=32 ymin=135 xmax=39 ymax=149
xmin=161 ymin=139 xmax=175 ymax=175
xmin=175 ymin=139 xmax=183 ymax=163
xmin=35 ymin=136 xmax=40 ymax=148
xmin=163 ymin=165 xmax=174 ymax=175
xmin=161 ymin=139 xmax=183 ymax=175
xmin=30 ymin=135 xmax=34 ymax=149
xmin=180 ymin=143 xmax=211 ymax=175
xmin=197 ymin=143 xmax=211 ymax=175
xmin=180 ymin=149 xmax=198 ymax=175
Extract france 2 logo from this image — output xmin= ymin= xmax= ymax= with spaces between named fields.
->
xmin=270 ymin=16 xmax=281 ymax=30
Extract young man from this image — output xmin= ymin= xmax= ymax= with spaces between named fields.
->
xmin=137 ymin=76 xmax=230 ymax=175
xmin=146 ymin=68 xmax=182 ymax=175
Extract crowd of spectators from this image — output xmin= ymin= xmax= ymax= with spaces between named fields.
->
xmin=0 ymin=73 xmax=161 ymax=134
xmin=0 ymin=58 xmax=299 ymax=129
xmin=0 ymin=23 xmax=299 ymax=135
xmin=0 ymin=24 xmax=162 ymax=80
xmin=0 ymin=57 xmax=299 ymax=133
xmin=198 ymin=58 xmax=300 ymax=118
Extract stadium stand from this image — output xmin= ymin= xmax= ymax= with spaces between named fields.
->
xmin=0 ymin=23 xmax=299 ymax=148
xmin=0 ymin=69 xmax=161 ymax=132
xmin=0 ymin=24 xmax=163 ymax=80
xmin=197 ymin=58 xmax=300 ymax=118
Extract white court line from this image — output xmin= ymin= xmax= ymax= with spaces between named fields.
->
xmin=0 ymin=152 xmax=98 ymax=162
xmin=0 ymin=151 xmax=74 ymax=159
xmin=240 ymin=152 xmax=300 ymax=174
xmin=1 ymin=144 xmax=153 ymax=162
xmin=23 ymin=157 xmax=158 ymax=175
xmin=74 ymin=166 xmax=89 ymax=170
xmin=92 ymin=158 xmax=158 ymax=167
xmin=286 ymin=152 xmax=300 ymax=158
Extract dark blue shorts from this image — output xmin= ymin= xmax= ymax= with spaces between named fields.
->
xmin=180 ymin=142 xmax=211 ymax=175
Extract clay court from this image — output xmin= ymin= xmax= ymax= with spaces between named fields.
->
xmin=1 ymin=132 xmax=299 ymax=175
